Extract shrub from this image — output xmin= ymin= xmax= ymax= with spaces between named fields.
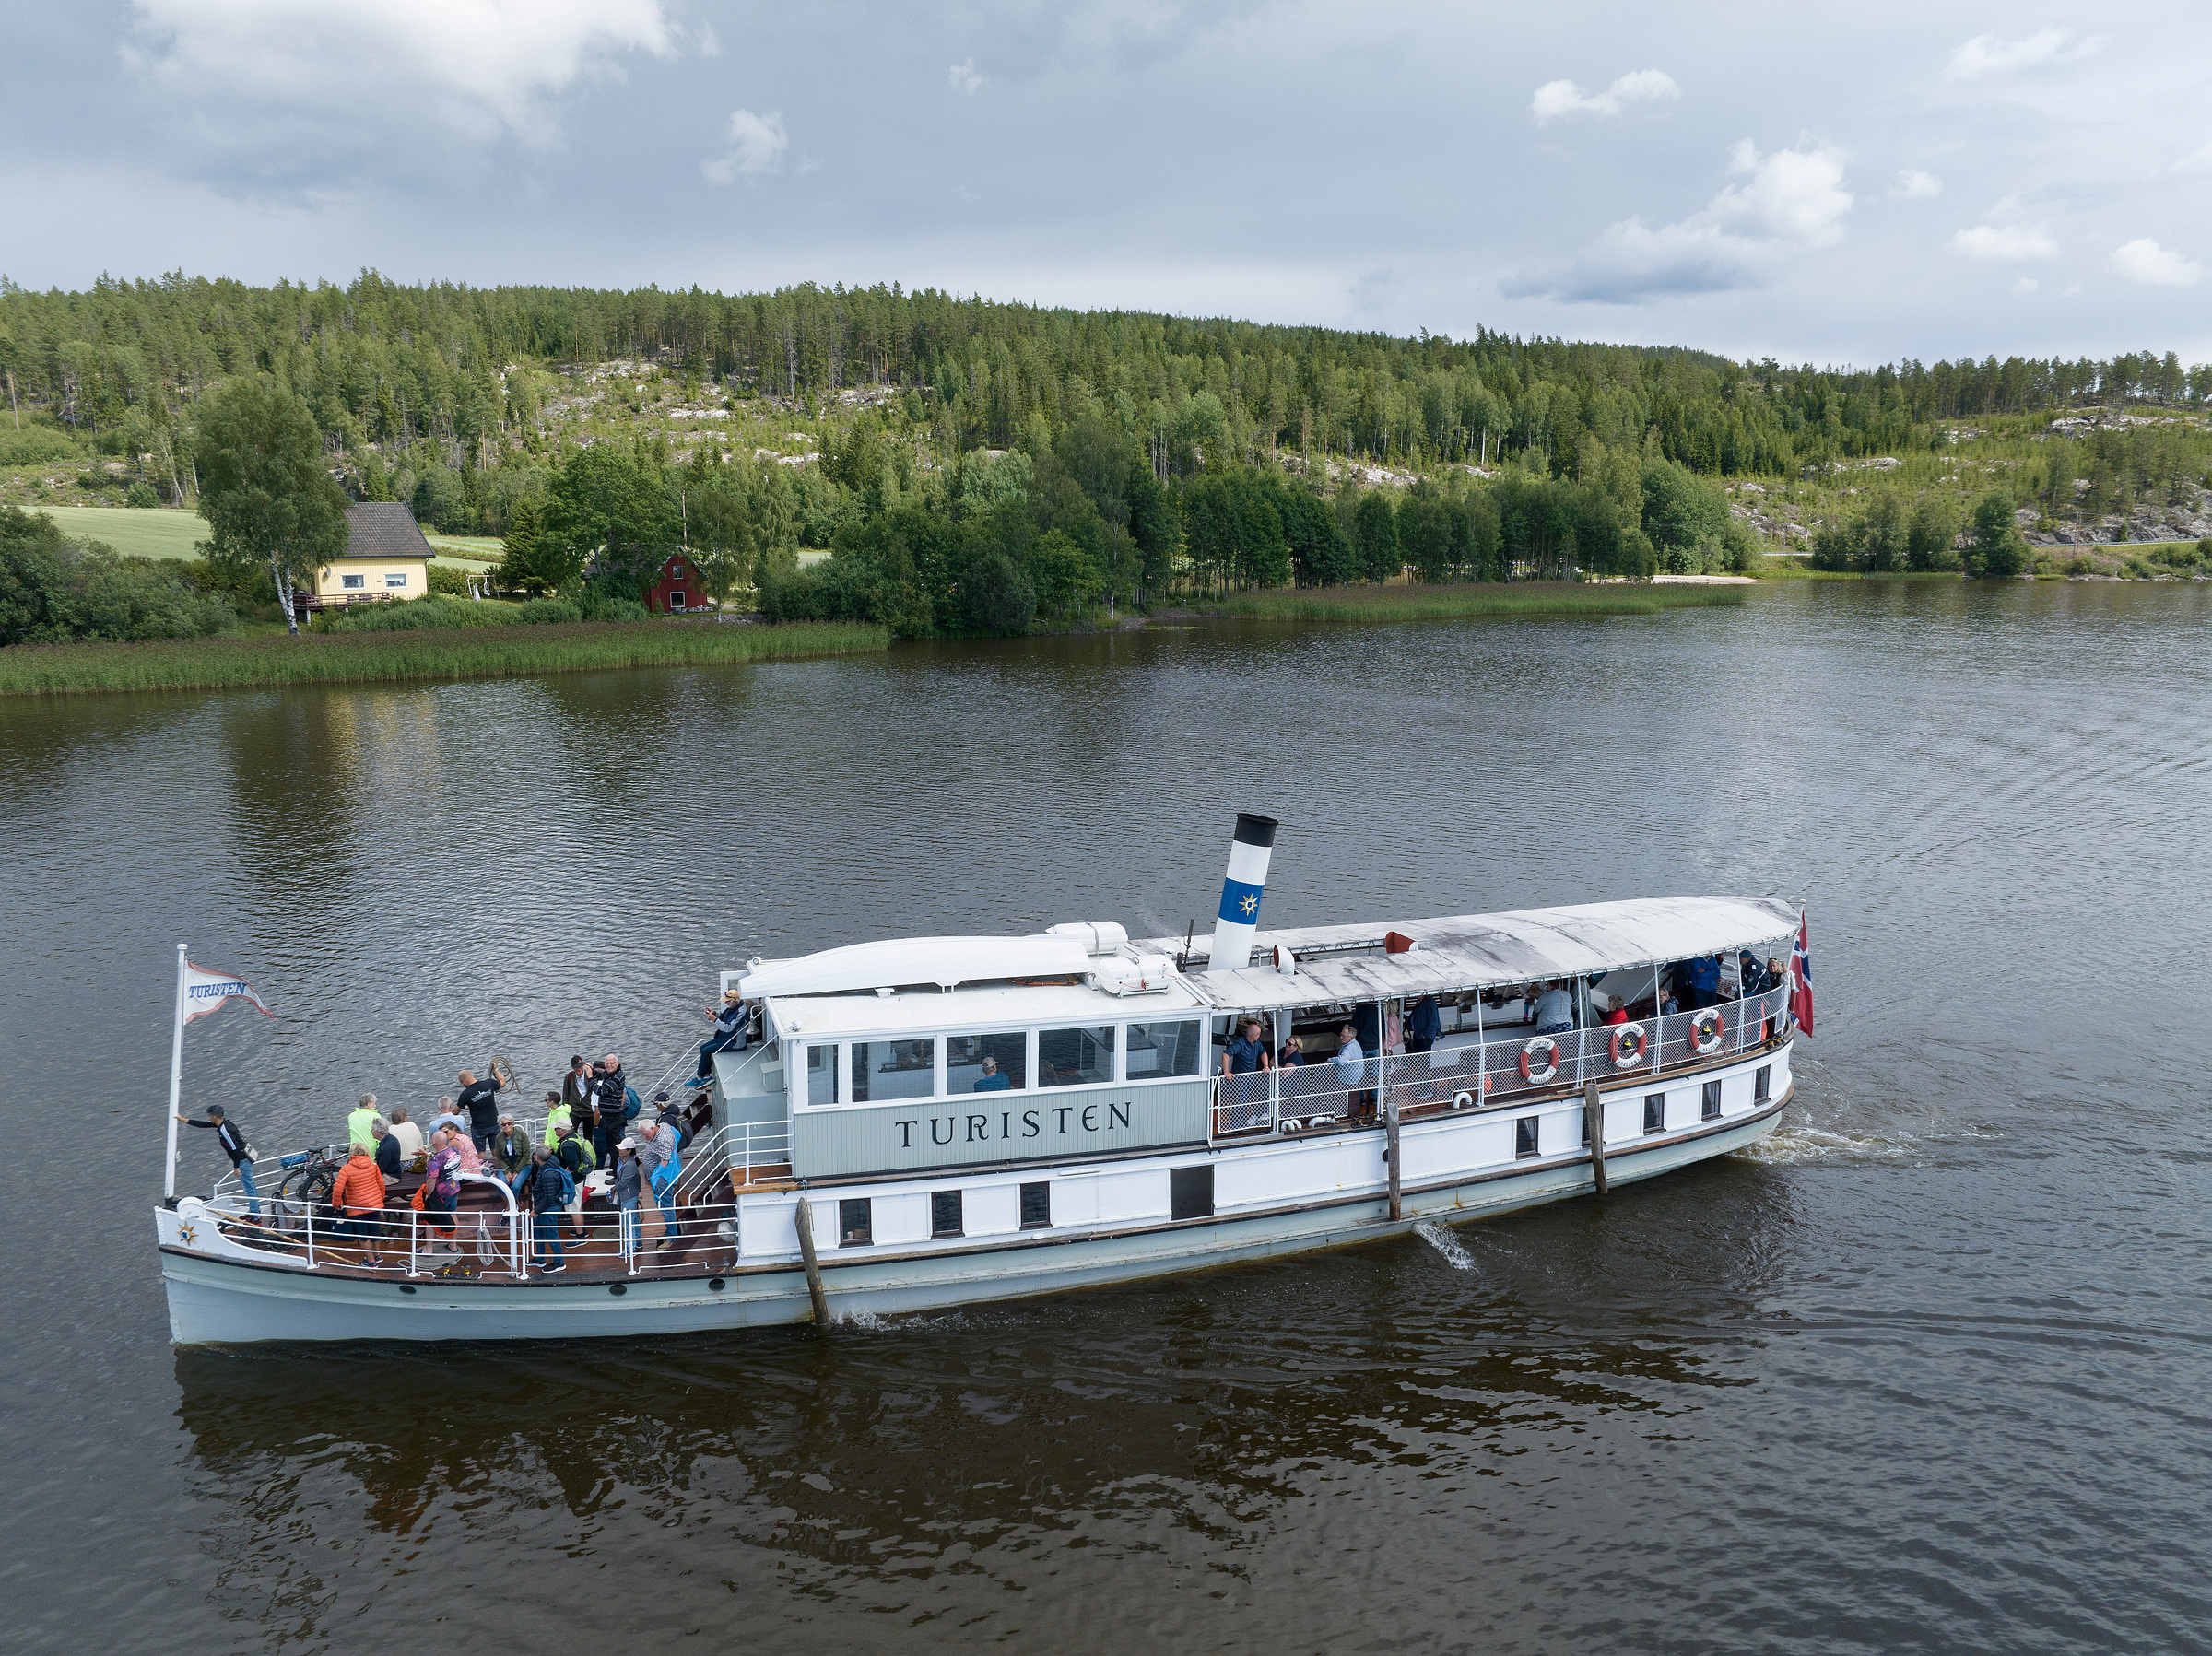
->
xmin=515 ymin=596 xmax=582 ymax=625
xmin=579 ymin=593 xmax=650 ymax=623
xmin=425 ymin=563 xmax=473 ymax=596
xmin=0 ymin=508 xmax=232 ymax=643
xmin=327 ymin=594 xmax=513 ymax=631
xmin=124 ymin=481 xmax=161 ymax=509
xmin=0 ymin=427 xmax=84 ymax=466
xmin=959 ymin=547 xmax=1035 ymax=635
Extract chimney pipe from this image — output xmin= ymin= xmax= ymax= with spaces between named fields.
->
xmin=1207 ymin=813 xmax=1278 ymax=973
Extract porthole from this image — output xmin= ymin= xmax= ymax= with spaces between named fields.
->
xmin=399 ymin=1284 xmax=418 ymax=1295
xmin=709 ymin=1277 xmax=727 ymax=1291
xmin=609 ymin=1283 xmax=628 ymax=1297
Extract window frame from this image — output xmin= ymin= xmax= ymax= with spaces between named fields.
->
xmin=930 ymin=1189 xmax=963 ymax=1239
xmin=340 ymin=572 xmax=367 ymax=591
xmin=1514 ymin=1116 xmax=1539 ymax=1159
xmin=1018 ymin=1180 xmax=1051 ymax=1229
xmin=1643 ymin=1093 xmax=1665 ymax=1135
xmin=838 ymin=1197 xmax=872 ymax=1247
xmin=1700 ymin=1079 xmax=1723 ymax=1122
xmin=384 ymin=570 xmax=408 ymax=588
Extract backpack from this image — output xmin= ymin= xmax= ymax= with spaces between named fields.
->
xmin=624 ymin=1084 xmax=642 ymax=1121
xmin=538 ymin=1164 xmax=576 ymax=1210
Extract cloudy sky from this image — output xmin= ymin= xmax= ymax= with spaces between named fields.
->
xmin=6 ymin=2 xmax=2209 ymax=366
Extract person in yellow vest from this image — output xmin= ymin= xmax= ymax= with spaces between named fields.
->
xmin=346 ymin=1093 xmax=385 ymax=1151
xmin=541 ymin=1088 xmax=572 ymax=1148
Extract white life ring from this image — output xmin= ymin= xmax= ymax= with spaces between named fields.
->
xmin=1689 ymin=1009 xmax=1724 ymax=1054
xmin=1520 ymin=1037 xmax=1560 ymax=1085
xmin=1610 ymin=1022 xmax=1648 ymax=1069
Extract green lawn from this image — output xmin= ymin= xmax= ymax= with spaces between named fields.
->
xmin=28 ymin=505 xmax=207 ymax=561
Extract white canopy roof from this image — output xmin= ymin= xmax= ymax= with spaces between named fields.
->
xmin=1146 ymin=895 xmax=1798 ymax=1012
xmin=737 ymin=934 xmax=1093 ymax=999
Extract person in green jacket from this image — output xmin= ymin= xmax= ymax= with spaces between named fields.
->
xmin=488 ymin=1112 xmax=535 ymax=1193
xmin=540 ymin=1088 xmax=572 ymax=1148
xmin=346 ymin=1093 xmax=385 ymax=1151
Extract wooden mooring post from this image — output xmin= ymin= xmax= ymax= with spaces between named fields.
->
xmin=1583 ymin=1081 xmax=1608 ymax=1198
xmin=1385 ymin=1098 xmax=1403 ymax=1221
xmin=794 ymin=1194 xmax=830 ymax=1326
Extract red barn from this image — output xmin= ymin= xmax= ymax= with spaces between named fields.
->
xmin=644 ymin=553 xmax=706 ymax=615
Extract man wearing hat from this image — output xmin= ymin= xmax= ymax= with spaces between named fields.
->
xmin=696 ymin=990 xmax=752 ymax=1084
xmin=611 ymin=1136 xmax=646 ymax=1259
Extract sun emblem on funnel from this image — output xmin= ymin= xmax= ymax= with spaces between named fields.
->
xmin=1239 ymin=894 xmax=1258 ymax=916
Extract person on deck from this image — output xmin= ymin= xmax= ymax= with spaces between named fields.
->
xmin=1407 ymin=995 xmax=1444 ymax=1055
xmin=973 ymin=1055 xmax=1012 ymax=1092
xmin=1277 ymin=1033 xmax=1304 ymax=1068
xmin=1532 ymin=981 xmax=1573 ymax=1036
xmin=176 ymin=1104 xmax=260 ymax=1219
xmin=1332 ymin=1023 xmax=1372 ymax=1115
xmin=346 ymin=1094 xmax=384 ymax=1152
xmin=697 ymin=990 xmax=751 ymax=1081
xmin=386 ymin=1105 xmax=423 ymax=1164
xmin=429 ymin=1097 xmax=468 ymax=1140
xmin=422 ymin=1128 xmax=464 ymax=1255
xmin=371 ymin=1118 xmax=402 ymax=1188
xmin=455 ymin=1068 xmax=502 ymax=1152
xmin=611 ymin=1138 xmax=643 ymax=1258
xmin=1604 ymin=996 xmax=1630 ymax=1027
xmin=560 ymin=1055 xmax=594 ymax=1121
xmin=488 ymin=1114 xmax=534 ymax=1192
xmin=527 ymin=1148 xmax=571 ymax=1273
xmin=329 ymin=1144 xmax=389 ymax=1268
xmin=542 ymin=1089 xmax=572 ymax=1147
xmin=592 ymin=1056 xmax=630 ymax=1167
xmin=1220 ymin=1019 xmax=1271 ymax=1078
xmin=1685 ymin=956 xmax=1722 ymax=1010
xmin=551 ymin=1122 xmax=594 ymax=1239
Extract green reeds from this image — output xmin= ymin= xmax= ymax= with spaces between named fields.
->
xmin=1208 ymin=581 xmax=1750 ymax=621
xmin=0 ymin=619 xmax=889 ymax=697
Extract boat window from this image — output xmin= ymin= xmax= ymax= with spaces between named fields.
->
xmin=839 ymin=1197 xmax=872 ymax=1246
xmin=931 ymin=1190 xmax=963 ymax=1238
xmin=1019 ymin=1180 xmax=1051 ymax=1228
xmin=805 ymin=1043 xmax=840 ymax=1108
xmin=1754 ymin=1065 xmax=1771 ymax=1101
xmin=1039 ymin=1025 xmax=1113 ymax=1088
xmin=1124 ymin=1019 xmax=1201 ymax=1079
xmin=1514 ymin=1117 xmax=1538 ymax=1158
xmin=948 ymin=1032 xmax=1026 ymax=1092
xmin=1169 ymin=1165 xmax=1214 ymax=1220
xmin=1643 ymin=1093 xmax=1665 ymax=1134
xmin=853 ymin=1038 xmax=935 ymax=1103
xmin=1701 ymin=1080 xmax=1722 ymax=1121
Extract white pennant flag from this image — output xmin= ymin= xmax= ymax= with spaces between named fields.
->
xmin=182 ymin=960 xmax=274 ymax=1024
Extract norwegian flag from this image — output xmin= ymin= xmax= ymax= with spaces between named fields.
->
xmin=1789 ymin=911 xmax=1814 ymax=1037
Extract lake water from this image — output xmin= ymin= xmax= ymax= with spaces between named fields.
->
xmin=5 ymin=580 xmax=2209 ymax=1654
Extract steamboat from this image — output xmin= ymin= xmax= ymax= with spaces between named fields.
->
xmin=157 ymin=816 xmax=1806 ymax=1344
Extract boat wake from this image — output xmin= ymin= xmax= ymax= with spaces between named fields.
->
xmin=1414 ymin=1219 xmax=1478 ymax=1272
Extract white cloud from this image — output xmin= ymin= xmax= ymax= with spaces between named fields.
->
xmin=2174 ymin=142 xmax=2212 ymax=174
xmin=1531 ymin=68 xmax=1678 ymax=123
xmin=1952 ymin=224 xmax=2056 ymax=261
xmin=2111 ymin=238 xmax=2202 ymax=287
xmin=127 ymin=0 xmax=675 ymax=146
xmin=1944 ymin=28 xmax=2100 ymax=82
xmin=1892 ymin=168 xmax=1943 ymax=199
xmin=2013 ymin=276 xmax=2039 ymax=294
xmin=948 ymin=58 xmax=984 ymax=95
xmin=1503 ymin=140 xmax=1849 ymax=303
xmin=700 ymin=108 xmax=788 ymax=184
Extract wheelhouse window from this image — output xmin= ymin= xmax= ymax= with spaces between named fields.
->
xmin=853 ymin=1038 xmax=935 ymax=1102
xmin=1039 ymin=1025 xmax=1113 ymax=1087
xmin=805 ymin=1043 xmax=840 ymax=1107
xmin=948 ymin=1031 xmax=1026 ymax=1093
xmin=1124 ymin=1019 xmax=1201 ymax=1078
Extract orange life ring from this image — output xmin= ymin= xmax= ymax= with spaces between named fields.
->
xmin=1520 ymin=1037 xmax=1560 ymax=1085
xmin=1689 ymin=1009 xmax=1724 ymax=1054
xmin=1609 ymin=1022 xmax=1648 ymax=1068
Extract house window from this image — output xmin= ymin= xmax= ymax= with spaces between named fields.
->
xmin=1701 ymin=1080 xmax=1723 ymax=1122
xmin=385 ymin=571 xmax=408 ymax=588
xmin=341 ymin=573 xmax=366 ymax=590
xmin=838 ymin=1198 xmax=872 ymax=1247
xmin=1643 ymin=1093 xmax=1665 ymax=1134
xmin=668 ymin=591 xmax=686 ymax=609
xmin=1018 ymin=1181 xmax=1051 ymax=1228
xmin=1039 ymin=1025 xmax=1113 ymax=1087
xmin=931 ymin=1190 xmax=963 ymax=1238
xmin=1754 ymin=1065 xmax=1771 ymax=1102
xmin=947 ymin=1031 xmax=1027 ymax=1092
xmin=1170 ymin=1165 xmax=1214 ymax=1219
xmin=1514 ymin=1116 xmax=1539 ymax=1158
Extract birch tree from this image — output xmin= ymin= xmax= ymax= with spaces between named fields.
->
xmin=193 ymin=379 xmax=348 ymax=634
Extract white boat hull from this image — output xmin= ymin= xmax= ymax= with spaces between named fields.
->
xmin=159 ymin=1086 xmax=1787 ymax=1345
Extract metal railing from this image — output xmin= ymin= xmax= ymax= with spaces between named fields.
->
xmin=200 ymin=1171 xmax=534 ymax=1278
xmin=1211 ymin=982 xmax=1791 ymax=1138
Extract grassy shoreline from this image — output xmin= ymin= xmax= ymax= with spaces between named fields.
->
xmin=0 ymin=619 xmax=889 ymax=697
xmin=1208 ymin=581 xmax=1749 ymax=622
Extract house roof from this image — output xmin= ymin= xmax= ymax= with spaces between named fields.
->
xmin=338 ymin=502 xmax=434 ymax=561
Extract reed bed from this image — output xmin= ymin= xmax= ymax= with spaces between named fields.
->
xmin=1209 ymin=581 xmax=1750 ymax=622
xmin=0 ymin=619 xmax=889 ymax=697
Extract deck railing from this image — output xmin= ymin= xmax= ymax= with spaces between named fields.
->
xmin=1212 ymin=982 xmax=1791 ymax=1138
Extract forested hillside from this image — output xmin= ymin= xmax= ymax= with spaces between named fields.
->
xmin=3 ymin=273 xmax=2207 ymax=634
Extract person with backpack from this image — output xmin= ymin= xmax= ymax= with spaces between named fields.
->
xmin=551 ymin=1122 xmax=594 ymax=1240
xmin=528 ymin=1148 xmax=572 ymax=1273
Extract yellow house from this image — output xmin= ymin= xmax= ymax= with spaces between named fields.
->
xmin=305 ymin=502 xmax=435 ymax=615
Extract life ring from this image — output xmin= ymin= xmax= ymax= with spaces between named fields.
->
xmin=1609 ymin=1022 xmax=1648 ymax=1068
xmin=1520 ymin=1037 xmax=1560 ymax=1085
xmin=1689 ymin=1009 xmax=1724 ymax=1054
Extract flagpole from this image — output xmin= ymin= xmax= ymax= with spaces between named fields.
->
xmin=165 ymin=942 xmax=187 ymax=1199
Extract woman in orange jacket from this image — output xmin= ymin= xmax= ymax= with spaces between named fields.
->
xmin=328 ymin=1148 xmax=390 ymax=1267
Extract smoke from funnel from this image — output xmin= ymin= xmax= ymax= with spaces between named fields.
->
xmin=1207 ymin=813 xmax=1278 ymax=972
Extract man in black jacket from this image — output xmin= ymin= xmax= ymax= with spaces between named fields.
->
xmin=176 ymin=1104 xmax=258 ymax=1219
xmin=591 ymin=1052 xmax=629 ymax=1169
xmin=455 ymin=1067 xmax=502 ymax=1152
